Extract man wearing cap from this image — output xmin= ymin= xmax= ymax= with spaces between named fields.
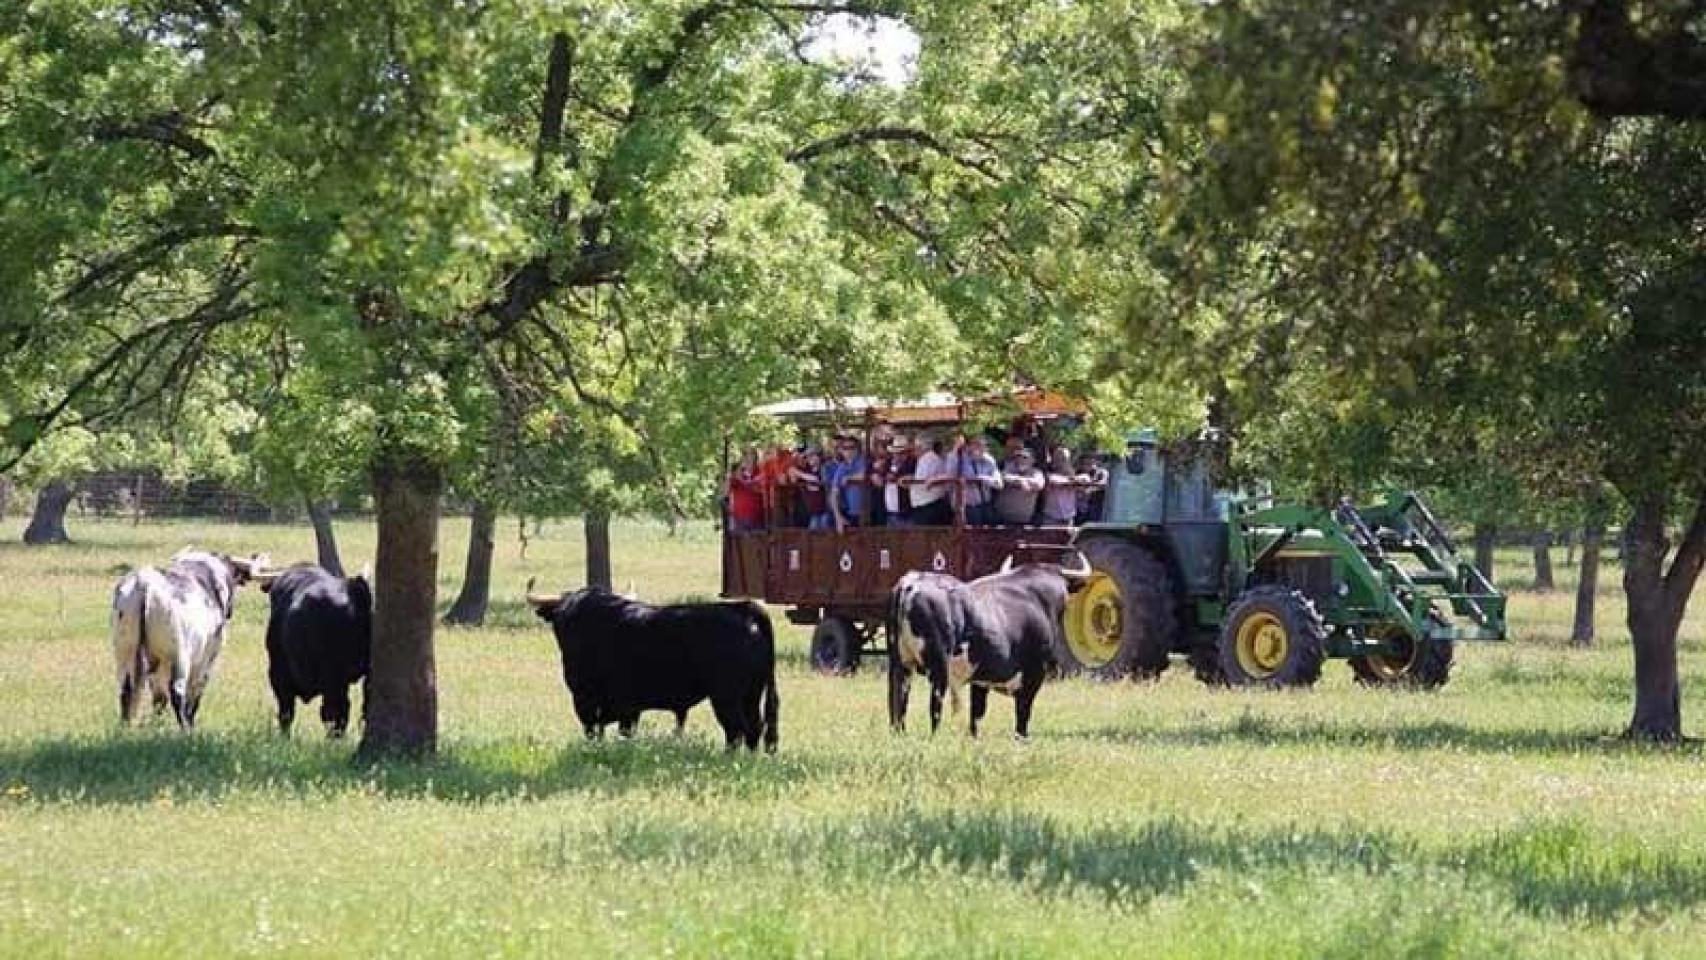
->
xmin=957 ymin=435 xmax=1002 ymax=526
xmin=995 ymin=447 xmax=1046 ymax=525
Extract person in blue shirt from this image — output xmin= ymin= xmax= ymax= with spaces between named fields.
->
xmin=827 ymin=434 xmax=869 ymax=533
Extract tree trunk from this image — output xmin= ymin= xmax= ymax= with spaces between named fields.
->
xmin=1571 ymin=517 xmax=1604 ymax=648
xmin=1532 ymin=531 xmax=1556 ymax=592
xmin=1619 ymin=493 xmax=1704 ymax=742
xmin=306 ymin=498 xmax=345 ymax=576
xmin=443 ymin=501 xmax=497 ymax=626
xmin=1473 ymin=523 xmax=1497 ymax=583
xmin=0 ymin=476 xmax=11 ymax=520
xmin=358 ymin=456 xmax=444 ymax=759
xmin=22 ymin=480 xmax=74 ymax=545
xmin=585 ymin=509 xmax=612 ymax=590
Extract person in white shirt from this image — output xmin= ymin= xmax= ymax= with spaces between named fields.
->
xmin=995 ymin=448 xmax=1045 ymax=524
xmin=908 ymin=432 xmax=958 ymax=526
xmin=957 ymin=435 xmax=1002 ymax=526
xmin=1041 ymin=446 xmax=1087 ymax=525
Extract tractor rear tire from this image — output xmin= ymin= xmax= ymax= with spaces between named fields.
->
xmin=1217 ymin=586 xmax=1326 ymax=688
xmin=1059 ymin=538 xmax=1179 ymax=680
xmin=810 ymin=616 xmax=860 ymax=676
xmin=1351 ymin=618 xmax=1454 ymax=689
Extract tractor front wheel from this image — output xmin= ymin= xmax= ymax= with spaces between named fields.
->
xmin=810 ymin=616 xmax=860 ymax=676
xmin=1059 ymin=538 xmax=1178 ymax=680
xmin=1350 ymin=621 xmax=1454 ymax=689
xmin=1217 ymin=586 xmax=1326 ymax=688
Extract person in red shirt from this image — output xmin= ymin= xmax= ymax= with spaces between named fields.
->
xmin=726 ymin=448 xmax=765 ymax=533
xmin=759 ymin=443 xmax=796 ymax=527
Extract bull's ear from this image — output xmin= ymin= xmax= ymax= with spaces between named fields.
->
xmin=228 ymin=554 xmax=266 ymax=584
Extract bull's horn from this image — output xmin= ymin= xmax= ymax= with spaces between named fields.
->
xmin=1060 ymin=550 xmax=1093 ymax=579
xmin=524 ymin=578 xmax=560 ymax=608
xmin=358 ymin=562 xmax=372 ymax=581
xmin=1000 ymin=555 xmax=1015 ymax=574
xmin=622 ymin=580 xmax=638 ymax=600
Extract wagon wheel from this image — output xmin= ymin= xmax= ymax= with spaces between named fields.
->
xmin=810 ymin=616 xmax=861 ymax=676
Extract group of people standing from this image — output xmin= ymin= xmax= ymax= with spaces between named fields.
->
xmin=726 ymin=423 xmax=1109 ymax=534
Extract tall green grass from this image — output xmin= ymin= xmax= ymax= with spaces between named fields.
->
xmin=1 ymin=516 xmax=1704 ymax=958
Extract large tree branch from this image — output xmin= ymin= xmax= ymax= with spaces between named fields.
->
xmin=58 ymin=223 xmax=260 ymax=305
xmin=92 ymin=111 xmax=216 ymax=160
xmin=1 ymin=280 xmax=265 ymax=473
xmin=787 ymin=126 xmax=1003 ymax=180
xmin=1571 ymin=0 xmax=1706 ymax=119
xmin=533 ymin=32 xmax=573 ymax=181
xmin=1665 ymin=490 xmax=1706 ymax=601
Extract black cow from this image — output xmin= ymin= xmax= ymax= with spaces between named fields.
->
xmin=887 ymin=559 xmax=1086 ymax=739
xmin=262 ymin=564 xmax=372 ymax=738
xmin=531 ymin=588 xmax=779 ymax=751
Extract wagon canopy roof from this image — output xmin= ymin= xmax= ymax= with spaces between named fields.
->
xmin=751 ymin=387 xmax=1087 ymax=428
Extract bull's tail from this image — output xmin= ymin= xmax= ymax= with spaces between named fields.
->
xmin=753 ymin=606 xmax=780 ymax=752
xmin=111 ymin=577 xmax=149 ymax=722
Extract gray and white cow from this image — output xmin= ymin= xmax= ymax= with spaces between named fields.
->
xmin=886 ymin=557 xmax=1088 ymax=739
xmin=110 ymin=548 xmax=267 ymax=729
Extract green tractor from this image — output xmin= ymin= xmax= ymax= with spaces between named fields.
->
xmin=1060 ymin=430 xmax=1507 ymax=688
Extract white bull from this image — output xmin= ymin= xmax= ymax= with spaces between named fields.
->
xmin=110 ymin=548 xmax=265 ymax=729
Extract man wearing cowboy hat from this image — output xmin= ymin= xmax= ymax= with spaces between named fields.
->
xmin=879 ymin=433 xmax=916 ymax=528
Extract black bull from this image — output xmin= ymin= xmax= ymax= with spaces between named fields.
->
xmin=262 ymin=564 xmax=372 ymax=737
xmin=885 ymin=563 xmax=1084 ymax=739
xmin=532 ymin=588 xmax=779 ymax=751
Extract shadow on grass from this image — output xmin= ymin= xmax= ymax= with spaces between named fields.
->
xmin=595 ymin=809 xmax=1706 ymax=921
xmin=0 ymin=731 xmax=830 ymax=807
xmin=1063 ymin=714 xmax=1701 ymax=758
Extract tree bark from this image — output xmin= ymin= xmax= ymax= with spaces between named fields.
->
xmin=585 ymin=509 xmax=612 ymax=590
xmin=1571 ymin=517 xmax=1604 ymax=648
xmin=443 ymin=501 xmax=497 ymax=626
xmin=358 ymin=456 xmax=444 ymax=759
xmin=0 ymin=476 xmax=11 ymax=520
xmin=22 ymin=480 xmax=74 ymax=545
xmin=1619 ymin=493 xmax=1706 ymax=741
xmin=1473 ymin=523 xmax=1497 ymax=583
xmin=306 ymin=498 xmax=345 ymax=576
xmin=1532 ymin=531 xmax=1556 ymax=592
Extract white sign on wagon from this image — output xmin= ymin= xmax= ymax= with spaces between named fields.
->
xmin=931 ymin=551 xmax=948 ymax=571
xmin=839 ymin=550 xmax=854 ymax=573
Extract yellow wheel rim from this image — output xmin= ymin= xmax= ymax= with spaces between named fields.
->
xmin=1235 ymin=612 xmax=1290 ymax=679
xmin=1065 ymin=573 xmax=1124 ymax=669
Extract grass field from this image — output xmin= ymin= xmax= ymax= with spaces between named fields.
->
xmin=3 ymin=515 xmax=1706 ymax=958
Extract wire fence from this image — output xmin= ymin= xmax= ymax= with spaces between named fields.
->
xmin=0 ymin=471 xmax=479 ymax=525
